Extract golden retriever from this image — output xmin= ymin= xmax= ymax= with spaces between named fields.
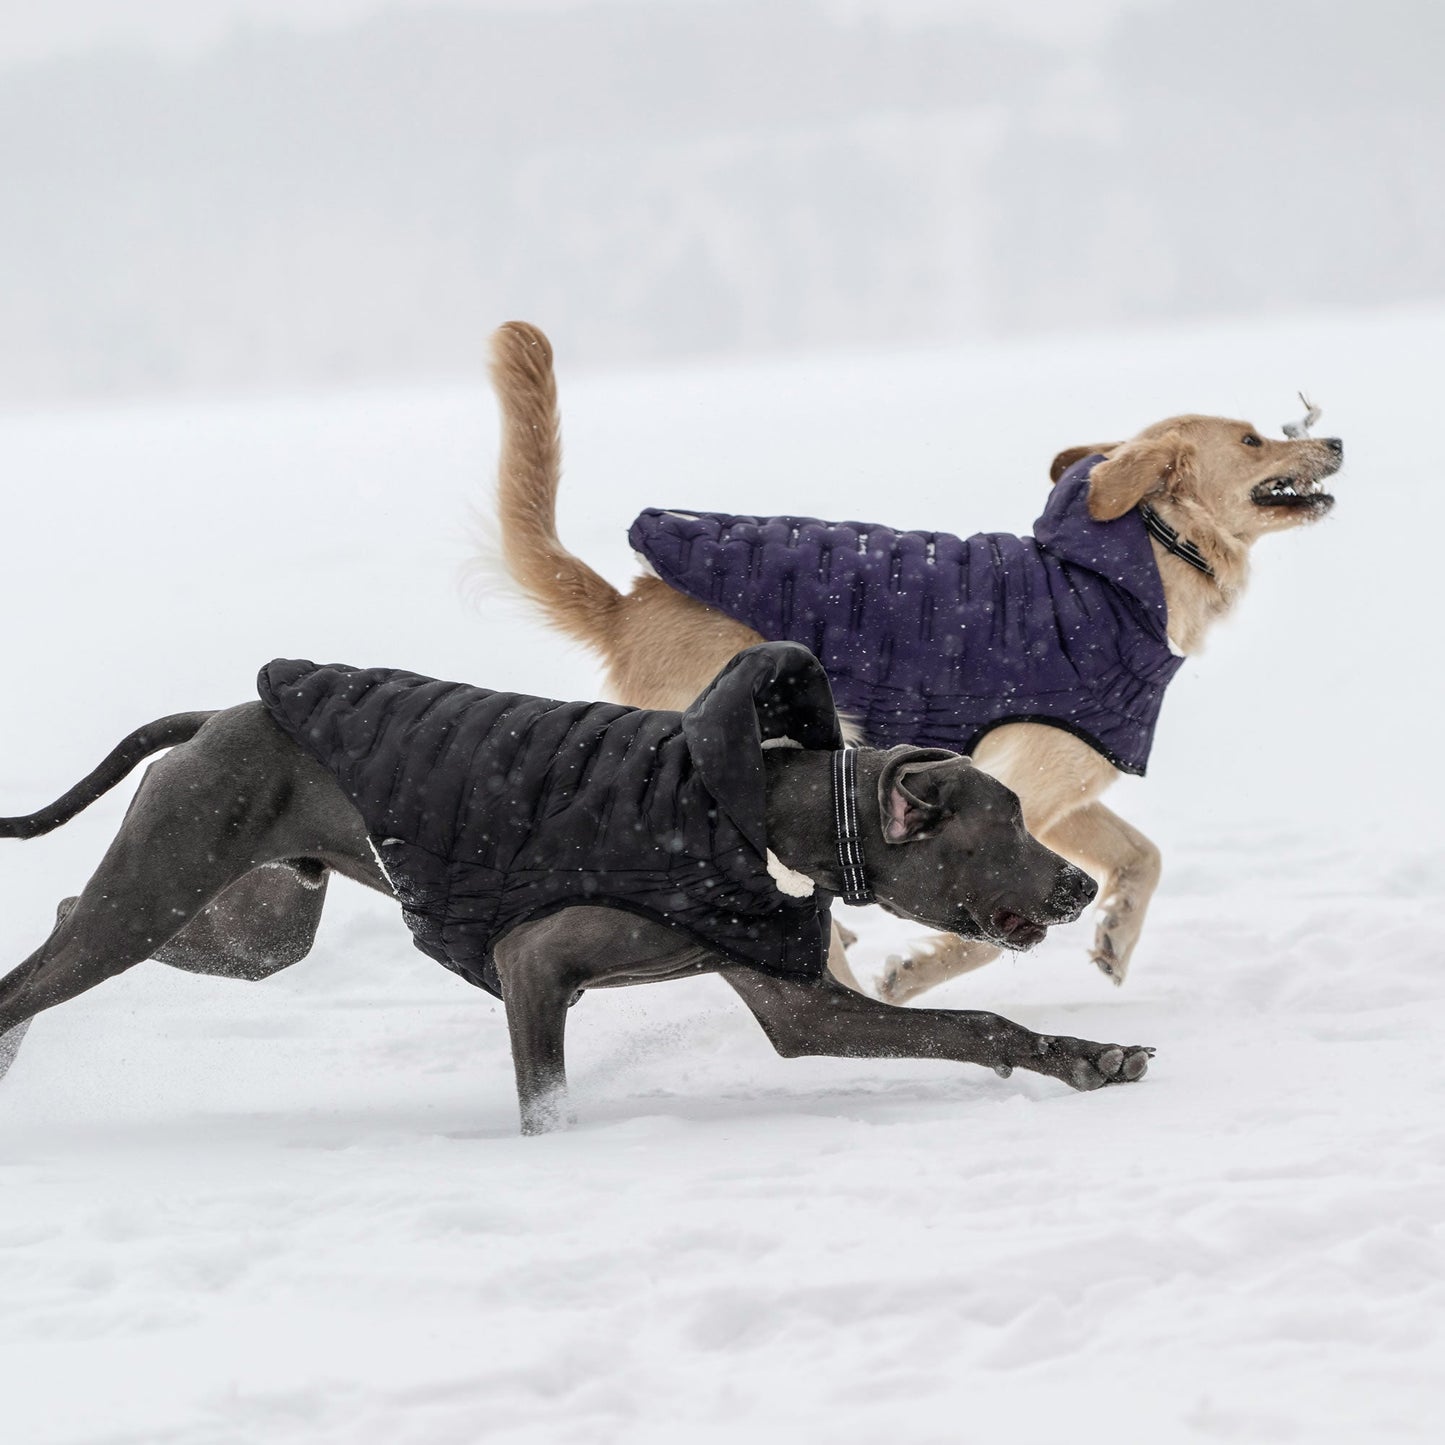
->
xmin=484 ymin=321 xmax=1343 ymax=1000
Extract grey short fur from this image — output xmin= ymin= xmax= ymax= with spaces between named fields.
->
xmin=0 ymin=703 xmax=1151 ymax=1134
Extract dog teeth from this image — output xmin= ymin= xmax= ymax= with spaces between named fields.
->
xmin=1268 ymin=477 xmax=1326 ymax=501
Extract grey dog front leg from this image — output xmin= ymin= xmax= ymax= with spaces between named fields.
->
xmin=492 ymin=916 xmax=588 ymax=1135
xmin=492 ymin=908 xmax=723 ymax=1134
xmin=722 ymin=968 xmax=1152 ymax=1090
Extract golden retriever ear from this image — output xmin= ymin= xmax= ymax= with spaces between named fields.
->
xmin=1050 ymin=443 xmax=1121 ymax=484
xmin=1086 ymin=433 xmax=1195 ymax=521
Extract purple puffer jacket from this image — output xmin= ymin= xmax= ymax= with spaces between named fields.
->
xmin=627 ymin=457 xmax=1182 ymax=776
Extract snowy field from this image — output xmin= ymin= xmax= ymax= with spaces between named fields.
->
xmin=2 ymin=307 xmax=1442 ymax=1443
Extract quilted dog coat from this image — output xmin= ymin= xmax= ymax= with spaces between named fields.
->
xmin=628 ymin=457 xmax=1183 ymax=775
xmin=258 ymin=644 xmax=843 ymax=998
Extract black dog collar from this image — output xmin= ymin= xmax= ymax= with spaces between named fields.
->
xmin=831 ymin=748 xmax=873 ymax=906
xmin=1139 ymin=504 xmax=1215 ymax=579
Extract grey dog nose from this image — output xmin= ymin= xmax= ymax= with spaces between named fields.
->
xmin=1055 ymin=865 xmax=1097 ymax=917
xmin=1322 ymin=437 xmax=1343 ymax=456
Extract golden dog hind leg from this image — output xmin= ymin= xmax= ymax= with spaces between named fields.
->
xmin=825 ymin=921 xmax=866 ymax=994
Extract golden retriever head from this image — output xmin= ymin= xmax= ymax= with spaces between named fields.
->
xmin=1050 ymin=416 xmax=1342 ymax=575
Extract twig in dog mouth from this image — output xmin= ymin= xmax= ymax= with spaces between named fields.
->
xmin=1282 ymin=392 xmax=1323 ymax=440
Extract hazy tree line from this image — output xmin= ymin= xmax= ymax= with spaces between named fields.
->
xmin=1 ymin=0 xmax=1439 ymax=403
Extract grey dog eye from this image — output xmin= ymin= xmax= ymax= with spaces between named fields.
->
xmin=1242 ymin=434 xmax=1263 ymax=447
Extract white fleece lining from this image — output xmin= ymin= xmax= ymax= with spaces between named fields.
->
xmin=766 ymin=850 xmax=816 ymax=897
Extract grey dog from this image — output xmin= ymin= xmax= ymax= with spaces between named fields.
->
xmin=0 ymin=663 xmax=1151 ymax=1133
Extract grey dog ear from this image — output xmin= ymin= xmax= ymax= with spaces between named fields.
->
xmin=682 ymin=641 xmax=845 ymax=856
xmin=876 ymin=747 xmax=969 ymax=844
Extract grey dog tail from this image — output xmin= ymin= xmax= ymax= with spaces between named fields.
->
xmin=0 ymin=712 xmax=215 ymax=839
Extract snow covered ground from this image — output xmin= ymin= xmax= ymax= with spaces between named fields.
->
xmin=2 ymin=307 xmax=1442 ymax=1443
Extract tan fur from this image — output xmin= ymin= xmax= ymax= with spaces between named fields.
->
xmin=1085 ymin=415 xmax=1339 ymax=654
xmin=1085 ymin=433 xmax=1196 ymax=522
xmin=492 ymin=320 xmax=762 ymax=690
xmin=491 ymin=322 xmax=622 ymax=650
xmin=487 ymin=324 xmax=1339 ymax=998
xmin=603 ymin=577 xmax=766 ymax=710
xmin=1049 ymin=443 xmax=1121 ymax=484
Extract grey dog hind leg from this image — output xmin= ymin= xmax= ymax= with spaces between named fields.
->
xmin=0 ymin=704 xmax=387 ymax=1079
xmin=50 ymin=861 xmax=333 ymax=982
xmin=493 ymin=907 xmax=1151 ymax=1133
xmin=150 ymin=862 xmax=332 ymax=980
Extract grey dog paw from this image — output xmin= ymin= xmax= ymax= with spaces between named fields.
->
xmin=1045 ymin=1037 xmax=1153 ymax=1090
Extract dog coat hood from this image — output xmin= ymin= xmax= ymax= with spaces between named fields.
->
xmin=628 ymin=458 xmax=1183 ymax=775
xmin=257 ymin=643 xmax=843 ymax=998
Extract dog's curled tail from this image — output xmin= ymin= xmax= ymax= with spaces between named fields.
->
xmin=0 ymin=712 xmax=214 ymax=839
xmin=490 ymin=321 xmax=623 ymax=648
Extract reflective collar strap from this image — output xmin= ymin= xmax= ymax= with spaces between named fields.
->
xmin=1139 ymin=503 xmax=1215 ymax=579
xmin=831 ymin=748 xmax=873 ymax=906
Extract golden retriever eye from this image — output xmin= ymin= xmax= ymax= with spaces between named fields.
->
xmin=1242 ymin=434 xmax=1263 ymax=447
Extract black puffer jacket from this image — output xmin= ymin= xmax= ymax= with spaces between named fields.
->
xmin=258 ymin=644 xmax=844 ymax=998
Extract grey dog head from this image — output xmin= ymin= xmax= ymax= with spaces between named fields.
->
xmin=686 ymin=642 xmax=1096 ymax=951
xmin=859 ymin=746 xmax=1097 ymax=949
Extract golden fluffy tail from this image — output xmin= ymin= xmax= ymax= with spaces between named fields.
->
xmin=489 ymin=321 xmax=622 ymax=648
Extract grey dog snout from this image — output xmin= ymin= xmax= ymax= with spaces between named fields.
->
xmin=1052 ymin=865 xmax=1098 ymax=920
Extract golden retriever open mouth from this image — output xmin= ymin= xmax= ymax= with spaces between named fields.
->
xmin=1250 ymin=474 xmax=1336 ymax=511
xmin=1251 ymin=446 xmax=1342 ymax=513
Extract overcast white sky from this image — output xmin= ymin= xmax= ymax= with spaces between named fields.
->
xmin=0 ymin=0 xmax=1150 ymax=67
xmin=23 ymin=0 xmax=1394 ymax=404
